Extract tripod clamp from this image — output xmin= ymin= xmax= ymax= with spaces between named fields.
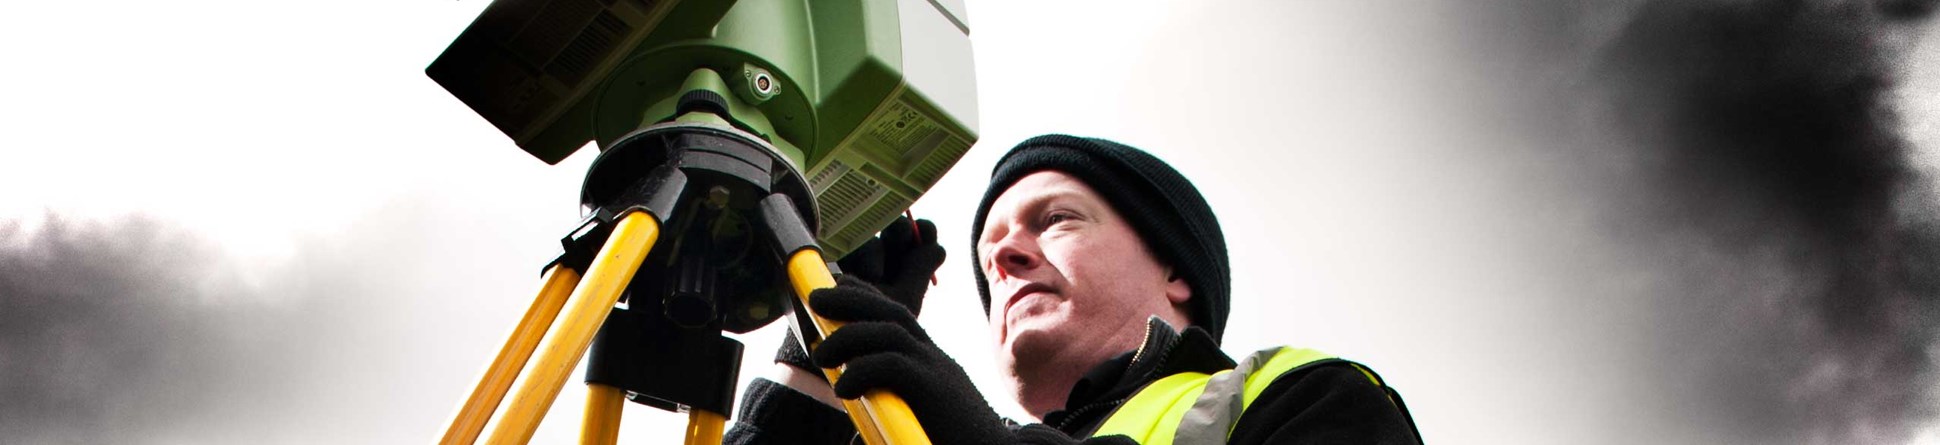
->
xmin=563 ymin=112 xmax=819 ymax=413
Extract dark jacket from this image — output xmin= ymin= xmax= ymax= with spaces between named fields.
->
xmin=725 ymin=319 xmax=1420 ymax=444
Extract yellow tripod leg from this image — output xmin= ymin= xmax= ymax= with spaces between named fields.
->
xmin=440 ymin=265 xmax=582 ymax=445
xmin=485 ymin=210 xmax=661 ymax=445
xmin=580 ymin=383 xmax=625 ymax=445
xmin=684 ymin=409 xmax=726 ymax=445
xmin=784 ymin=250 xmax=933 ymax=445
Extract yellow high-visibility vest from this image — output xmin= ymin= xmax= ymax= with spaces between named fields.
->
xmin=1090 ymin=347 xmax=1392 ymax=445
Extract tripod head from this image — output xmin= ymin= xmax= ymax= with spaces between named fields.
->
xmin=428 ymin=0 xmax=978 ymax=258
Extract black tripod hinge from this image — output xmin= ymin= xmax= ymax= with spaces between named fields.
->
xmin=543 ymin=213 xmax=608 ymax=276
xmin=608 ymin=163 xmax=688 ymax=227
xmin=543 ymin=165 xmax=689 ymax=275
xmin=757 ymin=192 xmax=818 ymax=259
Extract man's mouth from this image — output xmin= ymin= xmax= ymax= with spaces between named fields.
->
xmin=1003 ymin=282 xmax=1055 ymax=316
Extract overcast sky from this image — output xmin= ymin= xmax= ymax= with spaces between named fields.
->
xmin=2 ymin=1 xmax=1938 ymax=444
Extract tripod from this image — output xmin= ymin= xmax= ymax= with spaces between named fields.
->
xmin=434 ymin=110 xmax=932 ymax=445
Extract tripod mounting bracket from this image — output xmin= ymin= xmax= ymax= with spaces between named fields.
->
xmin=586 ymin=305 xmax=746 ymax=417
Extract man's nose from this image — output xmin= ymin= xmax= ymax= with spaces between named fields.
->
xmin=989 ymin=236 xmax=1042 ymax=279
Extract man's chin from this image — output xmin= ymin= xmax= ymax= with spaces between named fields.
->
xmin=1003 ymin=323 xmax=1057 ymax=354
xmin=1003 ymin=330 xmax=1088 ymax=417
xmin=1004 ymin=328 xmax=1069 ymax=373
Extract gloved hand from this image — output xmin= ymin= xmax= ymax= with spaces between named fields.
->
xmin=832 ymin=216 xmax=945 ymax=314
xmin=809 ymin=278 xmax=1136 ymax=445
xmin=808 ymin=276 xmax=1009 ymax=445
xmin=776 ymin=217 xmax=945 ymax=378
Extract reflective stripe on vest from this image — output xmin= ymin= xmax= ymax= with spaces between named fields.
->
xmin=1091 ymin=347 xmax=1380 ymax=445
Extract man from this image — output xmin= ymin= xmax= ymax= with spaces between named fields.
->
xmin=727 ymin=135 xmax=1420 ymax=444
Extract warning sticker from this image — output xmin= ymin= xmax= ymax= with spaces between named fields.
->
xmin=860 ymin=99 xmax=944 ymax=167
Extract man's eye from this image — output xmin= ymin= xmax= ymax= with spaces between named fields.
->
xmin=1045 ymin=211 xmax=1074 ymax=225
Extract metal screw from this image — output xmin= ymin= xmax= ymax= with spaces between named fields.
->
xmin=706 ymin=186 xmax=731 ymax=209
xmin=746 ymin=302 xmax=770 ymax=321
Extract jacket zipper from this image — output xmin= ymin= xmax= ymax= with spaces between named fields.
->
xmin=1058 ymin=318 xmax=1172 ymax=435
xmin=1053 ymin=395 xmax=1132 ymax=433
xmin=1058 ymin=344 xmax=1154 ymax=432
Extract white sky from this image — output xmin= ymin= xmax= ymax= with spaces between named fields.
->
xmin=2 ymin=1 xmax=1936 ymax=444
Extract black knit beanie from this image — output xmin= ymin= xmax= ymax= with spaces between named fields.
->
xmin=970 ymin=134 xmax=1230 ymax=343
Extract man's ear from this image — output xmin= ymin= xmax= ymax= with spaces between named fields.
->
xmin=1164 ymin=268 xmax=1192 ymax=305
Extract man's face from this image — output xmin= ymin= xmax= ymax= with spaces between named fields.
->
xmin=977 ymin=170 xmax=1191 ymax=416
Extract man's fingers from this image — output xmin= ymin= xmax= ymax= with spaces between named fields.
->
xmin=827 ymin=353 xmax=928 ymax=400
xmin=880 ymin=216 xmax=916 ymax=248
xmin=887 ymin=243 xmax=946 ymax=305
xmin=812 ymin=322 xmax=930 ymax=372
xmin=836 ymin=237 xmax=886 ymax=282
xmin=807 ymin=280 xmax=915 ymax=325
xmin=880 ymin=218 xmax=937 ymax=259
xmin=883 ymin=219 xmax=943 ymax=289
xmin=913 ymin=219 xmax=938 ymax=247
xmin=828 ymin=349 xmax=989 ymax=438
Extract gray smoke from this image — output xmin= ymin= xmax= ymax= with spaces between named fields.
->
xmin=1586 ymin=0 xmax=1940 ymax=443
xmin=0 ymin=214 xmax=267 ymax=443
xmin=0 ymin=202 xmax=523 ymax=443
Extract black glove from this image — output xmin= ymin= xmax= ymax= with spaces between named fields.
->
xmin=776 ymin=217 xmax=946 ymax=378
xmin=808 ymin=277 xmax=1007 ymax=445
xmin=832 ymin=216 xmax=945 ymax=314
xmin=810 ymin=278 xmax=1134 ymax=445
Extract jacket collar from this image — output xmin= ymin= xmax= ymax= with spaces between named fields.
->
xmin=1043 ymin=317 xmax=1236 ymax=434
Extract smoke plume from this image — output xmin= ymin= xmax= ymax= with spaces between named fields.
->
xmin=0 ymin=202 xmax=507 ymax=443
xmin=0 ymin=214 xmax=265 ymax=443
xmin=1590 ymin=0 xmax=1940 ymax=442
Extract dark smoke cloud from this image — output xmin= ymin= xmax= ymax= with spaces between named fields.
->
xmin=0 ymin=201 xmax=516 ymax=443
xmin=0 ymin=214 xmax=263 ymax=443
xmin=1587 ymin=0 xmax=1940 ymax=442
